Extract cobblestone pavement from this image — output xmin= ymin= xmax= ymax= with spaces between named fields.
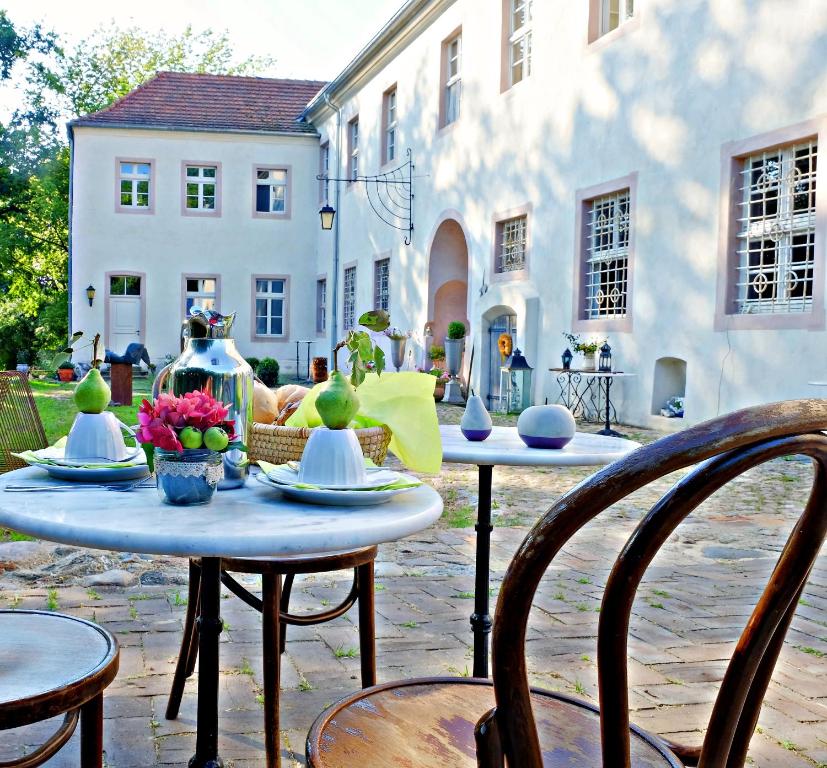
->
xmin=1 ymin=406 xmax=825 ymax=766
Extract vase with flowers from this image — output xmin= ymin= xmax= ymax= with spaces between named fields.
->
xmin=137 ymin=390 xmax=243 ymax=506
xmin=563 ymin=333 xmax=605 ymax=372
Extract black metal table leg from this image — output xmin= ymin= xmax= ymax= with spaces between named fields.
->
xmin=188 ymin=556 xmax=224 ymax=768
xmin=597 ymin=376 xmax=625 ymax=437
xmin=471 ymin=464 xmax=494 ymax=678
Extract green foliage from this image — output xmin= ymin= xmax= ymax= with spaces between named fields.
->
xmin=447 ymin=321 xmax=466 ymax=340
xmin=429 ymin=345 xmax=445 ymax=361
xmin=245 ymin=357 xmax=260 ymax=372
xmin=333 ymin=311 xmax=389 ymax=387
xmin=563 ymin=332 xmax=604 ymax=355
xmin=257 ymin=358 xmax=279 ymax=387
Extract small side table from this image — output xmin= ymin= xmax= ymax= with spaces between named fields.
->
xmin=549 ymin=369 xmax=636 ymax=436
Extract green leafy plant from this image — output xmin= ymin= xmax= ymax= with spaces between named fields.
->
xmin=257 ymin=358 xmax=279 ymax=387
xmin=447 ymin=321 xmax=466 ymax=340
xmin=429 ymin=345 xmax=445 ymax=361
xmin=245 ymin=356 xmax=260 ymax=372
xmin=563 ymin=332 xmax=604 ymax=355
xmin=332 ymin=309 xmax=389 ymax=387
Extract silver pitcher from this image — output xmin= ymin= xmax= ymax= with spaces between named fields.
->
xmin=152 ymin=309 xmax=253 ymax=489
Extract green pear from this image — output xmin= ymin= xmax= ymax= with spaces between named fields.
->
xmin=74 ymin=367 xmax=111 ymax=414
xmin=315 ymin=371 xmax=360 ymax=430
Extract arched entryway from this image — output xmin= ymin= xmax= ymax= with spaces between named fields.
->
xmin=482 ymin=305 xmax=517 ymax=410
xmin=427 ymin=217 xmax=469 ymax=345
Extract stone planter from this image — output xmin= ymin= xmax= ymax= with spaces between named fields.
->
xmin=57 ymin=368 xmax=74 ymax=382
xmin=444 ymin=338 xmax=464 ymax=377
xmin=390 ymin=337 xmax=407 ymax=372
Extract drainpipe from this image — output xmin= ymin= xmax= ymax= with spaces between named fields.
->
xmin=67 ymin=126 xmax=75 ymax=337
xmin=323 ymin=91 xmax=342 ymax=368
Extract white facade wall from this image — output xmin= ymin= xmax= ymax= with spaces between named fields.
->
xmin=71 ymin=127 xmax=321 ymax=374
xmin=312 ymin=0 xmax=827 ymax=426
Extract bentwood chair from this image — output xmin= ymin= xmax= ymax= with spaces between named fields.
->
xmin=306 ymin=399 xmax=827 ymax=767
xmin=0 ymin=371 xmax=48 ymax=474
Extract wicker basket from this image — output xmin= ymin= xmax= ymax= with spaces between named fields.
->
xmin=248 ymin=422 xmax=392 ymax=466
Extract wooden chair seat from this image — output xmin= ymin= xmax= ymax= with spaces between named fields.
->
xmin=306 ymin=677 xmax=680 ymax=767
xmin=0 ymin=609 xmax=119 ymax=767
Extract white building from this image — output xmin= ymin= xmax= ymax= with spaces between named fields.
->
xmin=69 ymin=0 xmax=827 ymax=427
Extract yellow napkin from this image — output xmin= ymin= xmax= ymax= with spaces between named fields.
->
xmin=286 ymin=372 xmax=442 ymax=474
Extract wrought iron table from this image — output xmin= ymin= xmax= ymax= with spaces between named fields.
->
xmin=549 ymin=369 xmax=636 ymax=436
xmin=439 ymin=425 xmax=640 ymax=677
xmin=0 ymin=467 xmax=443 ymax=768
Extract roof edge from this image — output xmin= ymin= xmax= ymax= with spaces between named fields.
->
xmin=68 ymin=120 xmax=320 ymax=139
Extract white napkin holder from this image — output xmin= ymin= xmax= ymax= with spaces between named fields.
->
xmin=64 ymin=412 xmax=136 ymax=462
xmin=298 ymin=427 xmax=367 ymax=486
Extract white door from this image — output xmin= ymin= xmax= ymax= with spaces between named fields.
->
xmin=107 ymin=275 xmax=143 ymax=354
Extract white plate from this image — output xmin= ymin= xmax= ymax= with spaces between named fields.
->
xmin=43 ymin=463 xmax=151 ymax=482
xmin=265 ymin=465 xmax=403 ymax=491
xmin=255 ymin=472 xmax=418 ymax=506
xmin=48 ymin=447 xmax=144 ymax=467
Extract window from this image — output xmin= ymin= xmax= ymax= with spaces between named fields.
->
xmin=374 ymin=258 xmax=390 ymax=312
xmin=348 ymin=117 xmax=359 ymax=181
xmin=183 ymin=164 xmax=219 ymax=214
xmin=109 ymin=275 xmax=141 ymax=295
xmin=316 ymin=278 xmax=327 ymax=334
xmin=319 ymin=142 xmax=330 ymax=202
xmin=184 ymin=277 xmax=218 ymax=315
xmin=383 ymin=87 xmax=398 ymax=165
xmin=496 ymin=216 xmax=528 ymax=274
xmin=583 ymin=190 xmax=631 ymax=318
xmin=507 ymin=0 xmax=533 ymax=88
xmin=254 ymin=278 xmax=287 ymax=337
xmin=255 ymin=168 xmax=289 ymax=216
xmin=343 ymin=266 xmax=356 ymax=330
xmin=600 ymin=0 xmax=634 ymax=36
xmin=443 ymin=33 xmax=461 ymax=126
xmin=118 ymin=161 xmax=151 ymax=210
xmin=733 ymin=140 xmax=817 ymax=315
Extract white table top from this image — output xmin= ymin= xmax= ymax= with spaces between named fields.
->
xmin=0 ymin=467 xmax=443 ymax=559
xmin=548 ymin=369 xmax=637 ymax=377
xmin=439 ymin=425 xmax=640 ymax=467
xmin=808 ymin=381 xmax=827 ymax=386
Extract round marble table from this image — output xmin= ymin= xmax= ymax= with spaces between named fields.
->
xmin=440 ymin=425 xmax=640 ymax=677
xmin=0 ymin=466 xmax=443 ymax=768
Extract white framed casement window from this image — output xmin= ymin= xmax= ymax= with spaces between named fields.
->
xmin=252 ymin=277 xmax=288 ymax=338
xmin=116 ymin=159 xmax=153 ymax=213
xmin=316 ymin=278 xmax=327 ymax=334
xmin=444 ymin=32 xmax=461 ymax=126
xmin=496 ymin=216 xmax=528 ymax=274
xmin=600 ymin=0 xmax=634 ymax=36
xmin=183 ymin=276 xmax=219 ymax=317
xmin=383 ymin=87 xmax=398 ymax=165
xmin=583 ymin=190 xmax=631 ymax=319
xmin=508 ymin=0 xmax=533 ymax=87
xmin=319 ymin=142 xmax=330 ymax=203
xmin=343 ymin=265 xmax=357 ymax=330
xmin=732 ymin=140 xmax=817 ymax=315
xmin=374 ymin=258 xmax=390 ymax=312
xmin=254 ymin=167 xmax=290 ymax=218
xmin=182 ymin=164 xmax=220 ymax=215
xmin=348 ymin=117 xmax=359 ymax=182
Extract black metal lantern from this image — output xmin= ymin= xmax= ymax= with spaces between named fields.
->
xmin=561 ymin=348 xmax=573 ymax=370
xmin=86 ymin=285 xmax=96 ymax=307
xmin=499 ymin=348 xmax=533 ymax=413
xmin=599 ymin=342 xmax=612 ymax=372
xmin=319 ymin=204 xmax=336 ymax=231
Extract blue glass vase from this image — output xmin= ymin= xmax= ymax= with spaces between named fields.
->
xmin=155 ymin=448 xmax=223 ymax=506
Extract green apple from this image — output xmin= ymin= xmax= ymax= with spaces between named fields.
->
xmin=180 ymin=427 xmax=203 ymax=449
xmin=204 ymin=426 xmax=229 ymax=452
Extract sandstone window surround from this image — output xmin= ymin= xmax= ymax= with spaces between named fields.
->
xmin=253 ymin=166 xmax=291 ymax=219
xmin=716 ymin=118 xmax=825 ymax=331
xmin=343 ymin=265 xmax=357 ymax=330
xmin=374 ymin=256 xmax=390 ymax=312
xmin=319 ymin=142 xmax=330 ymax=203
xmin=587 ymin=0 xmax=640 ymax=47
xmin=491 ymin=204 xmax=532 ymax=282
xmin=115 ymin=159 xmax=154 ymax=214
xmin=572 ymin=173 xmax=637 ymax=334
xmin=183 ymin=275 xmax=220 ymax=317
xmin=382 ymin=86 xmax=398 ymax=166
xmin=182 ymin=163 xmax=221 ymax=216
xmin=316 ymin=277 xmax=327 ymax=335
xmin=252 ymin=276 xmax=289 ymax=340
xmin=501 ymin=0 xmax=532 ymax=92
xmin=348 ymin=117 xmax=360 ymax=183
xmin=440 ymin=29 xmax=462 ymax=129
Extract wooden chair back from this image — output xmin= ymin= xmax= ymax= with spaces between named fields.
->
xmin=483 ymin=399 xmax=827 ymax=768
xmin=0 ymin=371 xmax=48 ymax=474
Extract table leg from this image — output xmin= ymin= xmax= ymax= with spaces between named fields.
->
xmin=188 ymin=557 xmax=224 ymax=768
xmin=471 ymin=464 xmax=494 ymax=678
xmin=597 ymin=376 xmax=625 ymax=437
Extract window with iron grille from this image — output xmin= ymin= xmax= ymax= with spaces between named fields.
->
xmin=343 ymin=267 xmax=356 ymax=330
xmin=583 ymin=190 xmax=630 ymax=318
xmin=383 ymin=88 xmax=397 ymax=164
xmin=119 ymin=161 xmax=151 ymax=208
xmin=184 ymin=165 xmax=217 ymax=211
xmin=734 ymin=140 xmax=817 ymax=314
xmin=254 ymin=278 xmax=287 ymax=337
xmin=508 ymin=0 xmax=532 ymax=86
xmin=496 ymin=216 xmax=528 ymax=274
xmin=316 ymin=279 xmax=326 ymax=333
xmin=444 ymin=34 xmax=461 ymax=125
xmin=374 ymin=259 xmax=390 ymax=312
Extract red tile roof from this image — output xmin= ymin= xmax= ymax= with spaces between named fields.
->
xmin=70 ymin=72 xmax=327 ymax=135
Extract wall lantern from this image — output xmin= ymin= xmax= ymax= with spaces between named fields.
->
xmin=319 ymin=204 xmax=336 ymax=231
xmin=499 ymin=348 xmax=533 ymax=414
xmin=599 ymin=342 xmax=612 ymax=372
xmin=86 ymin=285 xmax=96 ymax=307
xmin=561 ymin=348 xmax=573 ymax=370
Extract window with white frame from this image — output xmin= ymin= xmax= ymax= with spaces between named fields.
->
xmin=254 ymin=278 xmax=287 ymax=337
xmin=316 ymin=278 xmax=327 ymax=333
xmin=496 ymin=216 xmax=528 ymax=274
xmin=119 ymin=161 xmax=151 ymax=209
xmin=343 ymin=266 xmax=356 ymax=330
xmin=374 ymin=258 xmax=390 ymax=311
xmin=444 ymin=33 xmax=461 ymax=125
xmin=508 ymin=0 xmax=533 ymax=87
xmin=319 ymin=143 xmax=330 ymax=202
xmin=600 ymin=0 xmax=634 ymax=36
xmin=184 ymin=165 xmax=217 ymax=211
xmin=348 ymin=117 xmax=359 ymax=181
xmin=583 ymin=189 xmax=630 ymax=318
xmin=383 ymin=88 xmax=397 ymax=164
xmin=255 ymin=168 xmax=288 ymax=214
xmin=733 ymin=140 xmax=817 ymax=314
xmin=185 ymin=277 xmax=217 ymax=314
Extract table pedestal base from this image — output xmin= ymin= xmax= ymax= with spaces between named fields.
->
xmin=471 ymin=465 xmax=493 ymax=678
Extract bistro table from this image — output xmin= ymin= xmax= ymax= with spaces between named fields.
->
xmin=549 ymin=368 xmax=636 ymax=436
xmin=0 ymin=467 xmax=443 ymax=768
xmin=440 ymin=424 xmax=640 ymax=677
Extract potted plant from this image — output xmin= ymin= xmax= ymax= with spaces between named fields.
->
xmin=385 ymin=327 xmax=410 ymax=372
xmin=563 ymin=333 xmax=604 ymax=372
xmin=427 ymin=368 xmax=450 ymax=401
xmin=429 ymin=345 xmax=445 ymax=368
xmin=443 ymin=321 xmax=466 ymax=404
xmin=57 ymin=361 xmax=75 ymax=382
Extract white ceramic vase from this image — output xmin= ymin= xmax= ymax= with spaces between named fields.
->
xmin=460 ymin=394 xmax=493 ymax=441
xmin=64 ymin=412 xmax=137 ymax=461
xmin=299 ymin=427 xmax=366 ymax=486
